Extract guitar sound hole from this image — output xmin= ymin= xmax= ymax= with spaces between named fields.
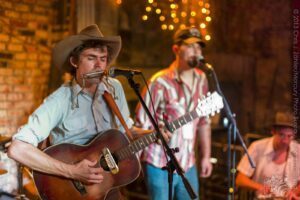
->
xmin=99 ymin=154 xmax=119 ymax=171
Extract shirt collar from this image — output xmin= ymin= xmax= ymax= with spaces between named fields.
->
xmin=264 ymin=136 xmax=298 ymax=157
xmin=168 ymin=61 xmax=204 ymax=82
xmin=70 ymin=79 xmax=83 ymax=109
xmin=264 ymin=136 xmax=275 ymax=155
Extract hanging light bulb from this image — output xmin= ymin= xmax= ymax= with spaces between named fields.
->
xmin=156 ymin=8 xmax=162 ymax=14
xmin=206 ymin=16 xmax=212 ymax=22
xmin=159 ymin=15 xmax=166 ymax=21
xmin=142 ymin=15 xmax=148 ymax=21
xmin=205 ymin=35 xmax=211 ymax=41
xmin=146 ymin=6 xmax=152 ymax=12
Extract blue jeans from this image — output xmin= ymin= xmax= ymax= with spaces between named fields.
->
xmin=144 ymin=163 xmax=199 ymax=200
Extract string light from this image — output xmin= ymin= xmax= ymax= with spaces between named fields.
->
xmin=142 ymin=0 xmax=212 ymax=42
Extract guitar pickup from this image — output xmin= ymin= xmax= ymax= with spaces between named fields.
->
xmin=102 ymin=147 xmax=119 ymax=174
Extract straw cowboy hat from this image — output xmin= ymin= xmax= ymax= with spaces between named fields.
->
xmin=273 ymin=111 xmax=295 ymax=129
xmin=52 ymin=24 xmax=121 ymax=71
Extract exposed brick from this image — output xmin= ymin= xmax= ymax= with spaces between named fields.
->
xmin=24 ymin=45 xmax=36 ymax=52
xmin=10 ymin=19 xmax=27 ymax=28
xmin=5 ymin=10 xmax=20 ymax=19
xmin=0 ymin=43 xmax=6 ymax=51
xmin=7 ymin=93 xmax=24 ymax=101
xmin=21 ymin=13 xmax=35 ymax=20
xmin=24 ymin=93 xmax=34 ymax=100
xmin=0 ymin=102 xmax=13 ymax=109
xmin=0 ymin=84 xmax=12 ymax=92
xmin=15 ymin=3 xmax=30 ymax=12
xmin=0 ymin=94 xmax=7 ymax=101
xmin=0 ymin=34 xmax=10 ymax=42
xmin=14 ymin=53 xmax=27 ymax=60
xmin=39 ymin=54 xmax=50 ymax=61
xmin=13 ymin=101 xmax=33 ymax=109
xmin=0 ymin=52 xmax=13 ymax=59
xmin=0 ymin=61 xmax=8 ymax=68
xmin=28 ymin=22 xmax=38 ymax=29
xmin=10 ymin=61 xmax=25 ymax=68
xmin=0 ymin=119 xmax=10 ymax=126
xmin=23 ymin=0 xmax=36 ymax=4
xmin=5 ymin=76 xmax=24 ymax=84
xmin=35 ymin=15 xmax=48 ymax=23
xmin=38 ymin=24 xmax=48 ymax=31
xmin=36 ymin=30 xmax=48 ymax=38
xmin=0 ymin=110 xmax=7 ymax=118
xmin=36 ymin=0 xmax=52 ymax=7
xmin=24 ymin=77 xmax=33 ymax=84
xmin=0 ymin=68 xmax=13 ymax=76
xmin=7 ymin=109 xmax=25 ymax=117
xmin=11 ymin=38 xmax=22 ymax=44
xmin=1 ymin=1 xmax=13 ymax=9
xmin=39 ymin=39 xmax=48 ymax=46
xmin=13 ymin=69 xmax=24 ymax=76
xmin=40 ymin=63 xmax=50 ymax=69
xmin=26 ymin=61 xmax=37 ymax=68
xmin=13 ymin=85 xmax=31 ymax=93
xmin=19 ymin=29 xmax=35 ymax=36
xmin=33 ymin=5 xmax=46 ymax=13
xmin=28 ymin=53 xmax=37 ymax=60
xmin=8 ymin=44 xmax=23 ymax=52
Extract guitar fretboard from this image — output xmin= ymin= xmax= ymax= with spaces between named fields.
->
xmin=115 ymin=110 xmax=201 ymax=161
xmin=166 ymin=110 xmax=199 ymax=132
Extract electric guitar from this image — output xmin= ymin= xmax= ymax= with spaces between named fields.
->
xmin=33 ymin=92 xmax=224 ymax=200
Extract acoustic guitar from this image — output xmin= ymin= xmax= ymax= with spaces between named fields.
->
xmin=33 ymin=92 xmax=224 ymax=200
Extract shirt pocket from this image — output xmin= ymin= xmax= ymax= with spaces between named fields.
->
xmin=62 ymin=116 xmax=88 ymax=135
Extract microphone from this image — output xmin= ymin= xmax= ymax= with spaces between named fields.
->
xmin=188 ymin=56 xmax=213 ymax=72
xmin=108 ymin=67 xmax=142 ymax=78
xmin=83 ymin=67 xmax=142 ymax=79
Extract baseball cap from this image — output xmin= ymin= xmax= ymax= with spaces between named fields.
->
xmin=173 ymin=27 xmax=205 ymax=47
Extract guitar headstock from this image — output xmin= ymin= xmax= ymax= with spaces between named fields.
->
xmin=196 ymin=91 xmax=224 ymax=117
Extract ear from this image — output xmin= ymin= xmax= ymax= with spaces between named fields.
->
xmin=172 ymin=44 xmax=180 ymax=54
xmin=69 ymin=57 xmax=77 ymax=68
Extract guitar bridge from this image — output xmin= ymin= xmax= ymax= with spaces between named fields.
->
xmin=102 ymin=147 xmax=119 ymax=174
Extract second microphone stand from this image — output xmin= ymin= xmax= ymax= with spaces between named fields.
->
xmin=202 ymin=64 xmax=255 ymax=200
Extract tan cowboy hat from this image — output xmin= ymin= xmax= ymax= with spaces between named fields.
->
xmin=273 ymin=111 xmax=295 ymax=129
xmin=52 ymin=24 xmax=121 ymax=71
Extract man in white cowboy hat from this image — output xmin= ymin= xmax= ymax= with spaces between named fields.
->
xmin=8 ymin=24 xmax=149 ymax=198
xmin=236 ymin=111 xmax=300 ymax=199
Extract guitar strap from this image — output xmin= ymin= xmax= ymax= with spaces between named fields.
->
xmin=102 ymin=91 xmax=134 ymax=141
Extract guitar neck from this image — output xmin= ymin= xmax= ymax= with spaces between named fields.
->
xmin=165 ymin=110 xmax=200 ymax=133
xmin=115 ymin=110 xmax=201 ymax=161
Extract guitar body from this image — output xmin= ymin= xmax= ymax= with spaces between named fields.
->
xmin=33 ymin=129 xmax=141 ymax=200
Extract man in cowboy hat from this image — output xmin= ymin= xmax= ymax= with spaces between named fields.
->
xmin=135 ymin=27 xmax=212 ymax=200
xmin=7 ymin=24 xmax=148 ymax=197
xmin=236 ymin=111 xmax=300 ymax=199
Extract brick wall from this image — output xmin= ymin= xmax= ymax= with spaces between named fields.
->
xmin=0 ymin=0 xmax=59 ymax=137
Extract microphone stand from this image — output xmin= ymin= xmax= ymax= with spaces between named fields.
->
xmin=200 ymin=64 xmax=255 ymax=200
xmin=125 ymin=75 xmax=197 ymax=200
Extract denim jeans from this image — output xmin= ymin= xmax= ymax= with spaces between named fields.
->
xmin=144 ymin=163 xmax=199 ymax=200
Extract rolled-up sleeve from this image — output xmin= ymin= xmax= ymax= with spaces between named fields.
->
xmin=237 ymin=143 xmax=257 ymax=177
xmin=13 ymin=90 xmax=65 ymax=147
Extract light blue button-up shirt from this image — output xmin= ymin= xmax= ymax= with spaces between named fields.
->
xmin=13 ymin=77 xmax=134 ymax=146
